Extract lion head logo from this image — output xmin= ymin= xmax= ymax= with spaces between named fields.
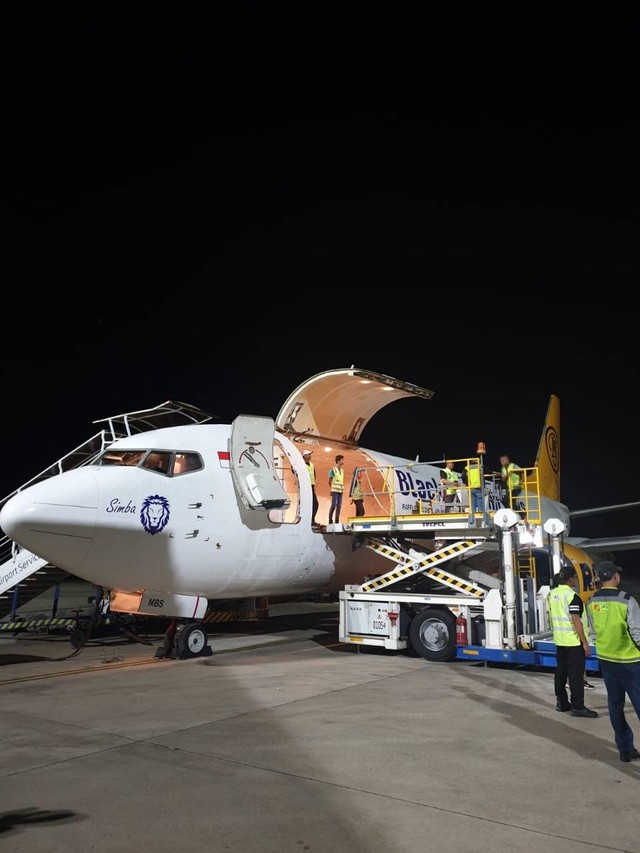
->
xmin=140 ymin=495 xmax=170 ymax=535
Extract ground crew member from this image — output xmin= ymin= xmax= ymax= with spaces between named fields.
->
xmin=463 ymin=459 xmax=484 ymax=513
xmin=548 ymin=565 xmax=598 ymax=718
xmin=302 ymin=449 xmax=319 ymax=527
xmin=588 ymin=560 xmax=640 ymax=762
xmin=327 ymin=454 xmax=345 ymax=525
xmin=499 ymin=454 xmax=524 ymax=518
xmin=440 ymin=460 xmax=461 ymax=505
xmin=350 ymin=467 xmax=365 ymax=517
xmin=499 ymin=454 xmax=522 ymax=500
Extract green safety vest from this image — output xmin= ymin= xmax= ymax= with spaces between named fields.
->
xmin=443 ymin=467 xmax=460 ymax=496
xmin=502 ymin=463 xmax=521 ymax=489
xmin=588 ymin=590 xmax=640 ymax=663
xmin=352 ymin=478 xmax=364 ymax=500
xmin=464 ymin=464 xmax=481 ymax=488
xmin=548 ymin=584 xmax=581 ymax=647
xmin=305 ymin=461 xmax=316 ymax=486
xmin=329 ymin=466 xmax=344 ymax=493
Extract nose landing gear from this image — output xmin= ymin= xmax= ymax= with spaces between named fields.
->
xmin=155 ymin=620 xmax=213 ymax=660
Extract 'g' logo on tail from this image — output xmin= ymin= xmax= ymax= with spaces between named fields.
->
xmin=545 ymin=426 xmax=559 ymax=475
xmin=536 ymin=395 xmax=561 ymax=502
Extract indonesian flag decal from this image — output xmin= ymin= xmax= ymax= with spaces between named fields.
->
xmin=217 ymin=451 xmax=230 ymax=468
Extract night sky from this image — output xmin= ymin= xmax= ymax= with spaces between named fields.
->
xmin=4 ymin=7 xmax=639 ymax=562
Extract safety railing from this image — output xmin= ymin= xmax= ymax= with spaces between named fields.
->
xmin=345 ymin=459 xmax=541 ymax=524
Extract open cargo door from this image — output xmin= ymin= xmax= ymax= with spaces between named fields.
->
xmin=276 ymin=366 xmax=434 ymax=445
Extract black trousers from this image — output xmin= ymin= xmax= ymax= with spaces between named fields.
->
xmin=353 ymin=499 xmax=365 ymax=517
xmin=555 ymin=644 xmax=586 ymax=710
xmin=311 ymin=486 xmax=318 ymax=524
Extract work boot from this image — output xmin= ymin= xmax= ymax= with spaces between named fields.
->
xmin=620 ymin=748 xmax=640 ymax=762
xmin=556 ymin=702 xmax=571 ymax=712
xmin=570 ymin=707 xmax=598 ymax=718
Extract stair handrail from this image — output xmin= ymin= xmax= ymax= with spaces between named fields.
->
xmin=0 ymin=429 xmax=111 ymax=510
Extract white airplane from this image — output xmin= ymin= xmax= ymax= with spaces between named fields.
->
xmin=1 ymin=367 xmax=639 ymax=659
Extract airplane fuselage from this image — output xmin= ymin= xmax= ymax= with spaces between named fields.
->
xmin=0 ymin=424 xmax=387 ymax=600
xmin=0 ymin=421 xmax=576 ymax=605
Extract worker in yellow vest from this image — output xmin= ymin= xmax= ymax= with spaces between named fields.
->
xmin=548 ymin=565 xmax=598 ymax=718
xmin=499 ymin=454 xmax=525 ymax=519
xmin=463 ymin=459 xmax=484 ymax=513
xmin=440 ymin=460 xmax=462 ymax=506
xmin=499 ymin=454 xmax=522 ymax=499
xmin=327 ymin=454 xmax=345 ymax=525
xmin=588 ymin=560 xmax=640 ymax=762
xmin=350 ymin=467 xmax=365 ymax=517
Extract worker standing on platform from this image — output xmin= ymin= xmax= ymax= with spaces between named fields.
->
xmin=548 ymin=566 xmax=598 ymax=718
xmin=440 ymin=460 xmax=462 ymax=506
xmin=350 ymin=468 xmax=366 ymax=517
xmin=499 ymin=455 xmax=523 ymax=504
xmin=328 ymin=455 xmax=345 ymax=525
xmin=302 ymin=449 xmax=319 ymax=528
xmin=463 ymin=458 xmax=484 ymax=513
xmin=587 ymin=560 xmax=640 ymax=762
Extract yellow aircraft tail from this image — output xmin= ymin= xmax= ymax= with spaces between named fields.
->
xmin=534 ymin=394 xmax=561 ymax=502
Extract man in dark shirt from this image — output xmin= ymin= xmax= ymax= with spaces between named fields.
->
xmin=548 ymin=565 xmax=598 ymax=718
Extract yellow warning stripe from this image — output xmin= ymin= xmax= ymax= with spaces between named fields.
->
xmin=423 ymin=571 xmax=480 ymax=594
xmin=0 ymin=617 xmax=76 ymax=632
xmin=372 ymin=545 xmax=404 ymax=560
xmin=365 ymin=569 xmax=412 ymax=588
xmin=362 ymin=540 xmax=484 ymax=595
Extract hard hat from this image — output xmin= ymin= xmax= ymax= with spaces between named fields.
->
xmin=302 ymin=449 xmax=312 ymax=456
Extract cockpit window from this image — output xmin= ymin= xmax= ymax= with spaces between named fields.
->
xmin=142 ymin=451 xmax=172 ymax=474
xmin=173 ymin=452 xmax=203 ymax=475
xmin=96 ymin=449 xmax=203 ymax=476
xmin=100 ymin=451 xmax=146 ymax=467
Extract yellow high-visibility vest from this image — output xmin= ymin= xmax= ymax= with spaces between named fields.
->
xmin=548 ymin=584 xmax=581 ymax=647
xmin=464 ymin=464 xmax=481 ymax=488
xmin=329 ymin=466 xmax=344 ymax=493
xmin=443 ymin=467 xmax=460 ymax=496
xmin=502 ymin=462 xmax=521 ymax=489
xmin=305 ymin=461 xmax=316 ymax=486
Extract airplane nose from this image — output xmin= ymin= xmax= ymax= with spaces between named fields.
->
xmin=0 ymin=470 xmax=99 ymax=571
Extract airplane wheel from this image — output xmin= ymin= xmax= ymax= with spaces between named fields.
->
xmin=174 ymin=622 xmax=210 ymax=659
xmin=409 ymin=608 xmax=456 ymax=662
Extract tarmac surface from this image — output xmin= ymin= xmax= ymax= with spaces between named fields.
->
xmin=1 ymin=602 xmax=639 ymax=853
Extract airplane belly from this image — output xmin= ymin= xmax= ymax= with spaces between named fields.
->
xmin=83 ymin=517 xmax=336 ymax=599
xmin=181 ymin=529 xmax=337 ymax=598
xmin=178 ymin=529 xmax=389 ymax=599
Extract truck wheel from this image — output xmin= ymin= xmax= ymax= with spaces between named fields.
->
xmin=175 ymin=622 xmax=209 ymax=659
xmin=409 ymin=608 xmax=456 ymax=662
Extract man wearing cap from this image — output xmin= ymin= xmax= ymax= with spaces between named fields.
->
xmin=302 ymin=450 xmax=319 ymax=528
xmin=588 ymin=561 xmax=640 ymax=762
xmin=548 ymin=565 xmax=598 ymax=718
